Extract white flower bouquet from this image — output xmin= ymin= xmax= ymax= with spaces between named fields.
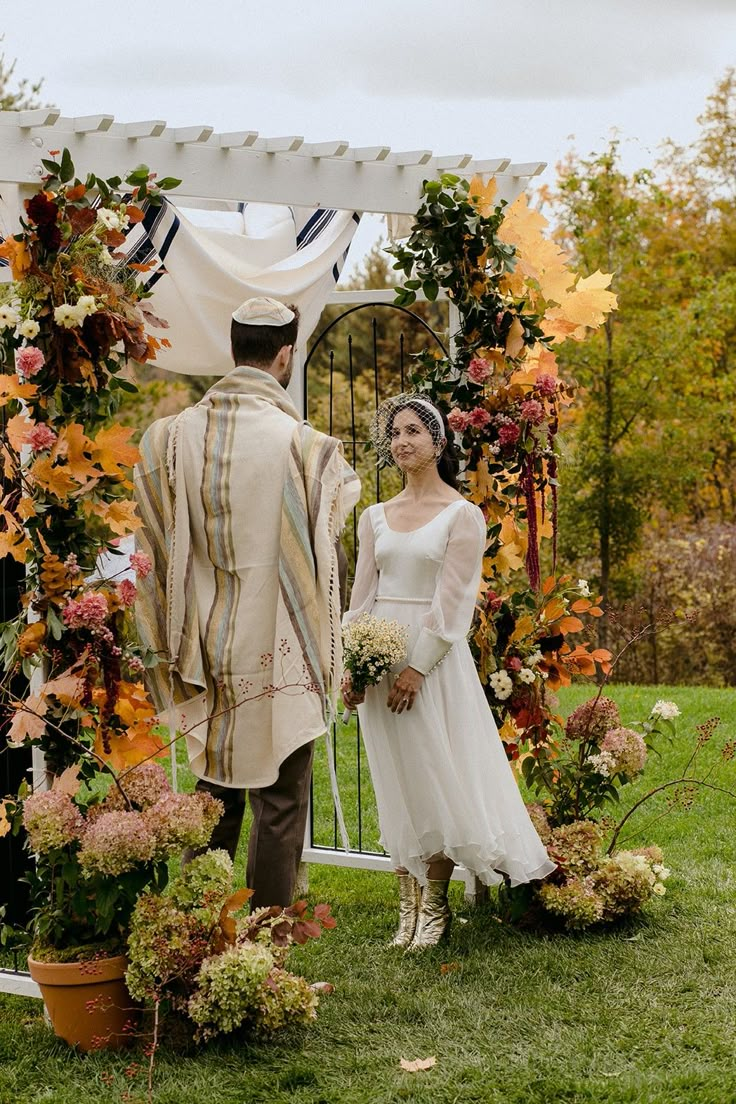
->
xmin=341 ymin=613 xmax=409 ymax=722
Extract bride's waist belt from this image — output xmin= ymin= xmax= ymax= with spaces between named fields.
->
xmin=374 ymin=594 xmax=431 ymax=604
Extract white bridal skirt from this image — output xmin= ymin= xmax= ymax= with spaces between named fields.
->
xmin=357 ymin=596 xmax=555 ymax=888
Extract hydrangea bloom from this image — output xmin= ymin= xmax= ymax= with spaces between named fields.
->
xmin=652 ymin=700 xmax=680 ymax=721
xmin=104 ymin=762 xmax=171 ymax=812
xmin=145 ymin=791 xmax=223 ymax=855
xmin=254 ymin=967 xmax=319 ymax=1034
xmin=169 ymin=850 xmax=234 ymax=916
xmin=79 ymin=810 xmax=156 ymax=875
xmin=469 ymin=406 xmax=492 ymax=430
xmin=565 ymin=696 xmax=621 ymax=745
xmin=520 ymin=399 xmax=545 ymax=425
xmin=117 ymin=579 xmax=137 ymax=607
xmin=23 ymin=789 xmax=84 ymax=853
xmin=535 ymin=373 xmax=558 ymax=397
xmin=547 ymin=819 xmax=603 ymax=876
xmin=188 ymin=943 xmax=275 ymax=1041
xmin=599 ymin=727 xmax=647 ymax=776
xmin=538 ymin=876 xmax=604 ymax=929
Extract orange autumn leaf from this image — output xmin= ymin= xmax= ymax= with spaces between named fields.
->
xmin=125 ymin=205 xmax=145 ymax=224
xmin=0 ymin=802 xmax=10 ymax=839
xmin=91 ymin=424 xmax=141 ymax=477
xmin=102 ymin=498 xmax=143 ymax=537
xmin=541 ymin=597 xmax=566 ymax=623
xmin=555 ymin=616 xmax=585 ymax=635
xmin=51 ymin=764 xmax=82 ymax=797
xmin=94 ymin=725 xmax=167 ymax=771
xmin=28 ymin=456 xmax=77 ymax=499
xmin=0 ymin=375 xmax=39 ymax=408
xmin=18 ymin=621 xmax=46 ymax=657
xmin=505 ymin=317 xmax=525 ymax=358
xmin=5 ymin=413 xmax=33 ymax=453
xmin=542 ymin=575 xmax=556 ymax=596
xmin=400 ymin=1057 xmax=437 ymax=1073
xmin=16 ymin=496 xmax=36 ymax=521
xmin=570 ymin=598 xmax=592 ymax=613
xmin=40 ymin=670 xmax=86 ymax=708
xmin=0 ymin=237 xmax=32 ymax=279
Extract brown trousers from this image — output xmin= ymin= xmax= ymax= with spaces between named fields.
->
xmin=192 ymin=740 xmax=314 ymax=909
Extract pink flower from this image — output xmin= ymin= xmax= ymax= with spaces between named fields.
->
xmin=467 ymin=357 xmax=493 ymax=385
xmin=144 ymin=791 xmax=223 ymax=856
xmin=468 ymin=407 xmax=492 ymax=430
xmin=536 ymin=373 xmax=558 ymax=397
xmin=520 ymin=399 xmax=545 ymax=425
xmin=117 ymin=579 xmax=137 ymax=607
xmin=24 ymin=424 xmax=57 ymax=452
xmin=130 ymin=551 xmax=152 ymax=579
xmin=505 ymin=656 xmax=523 ymax=672
xmin=62 ymin=591 xmax=109 ymax=630
xmin=15 ymin=346 xmax=45 ymax=378
xmin=498 ymin=423 xmax=521 ymax=447
xmin=447 ymin=408 xmax=471 ymax=433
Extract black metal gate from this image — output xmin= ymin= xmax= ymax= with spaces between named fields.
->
xmin=303 ymin=299 xmax=448 ymax=857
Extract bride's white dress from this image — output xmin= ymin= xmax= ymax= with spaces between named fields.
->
xmin=344 ymin=499 xmax=555 ymax=887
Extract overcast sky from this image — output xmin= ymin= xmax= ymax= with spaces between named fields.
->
xmin=2 ymin=0 xmax=734 ymax=271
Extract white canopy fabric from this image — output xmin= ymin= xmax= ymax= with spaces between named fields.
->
xmin=127 ymin=199 xmax=361 ymax=381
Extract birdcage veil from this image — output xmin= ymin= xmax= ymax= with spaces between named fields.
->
xmin=369 ymin=392 xmax=448 ymax=471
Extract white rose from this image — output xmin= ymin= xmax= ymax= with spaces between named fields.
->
xmin=18 ymin=318 xmax=40 ymax=339
xmin=652 ymin=882 xmax=666 ymax=896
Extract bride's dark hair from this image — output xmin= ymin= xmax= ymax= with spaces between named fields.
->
xmin=386 ymin=399 xmax=461 ymax=491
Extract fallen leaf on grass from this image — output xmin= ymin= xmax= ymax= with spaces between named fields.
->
xmin=440 ymin=962 xmax=460 ymax=975
xmin=310 ymin=981 xmax=335 ymax=993
xmin=399 ymin=1057 xmax=436 ymax=1073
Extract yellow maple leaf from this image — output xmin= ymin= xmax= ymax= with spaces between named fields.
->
xmin=544 ymin=270 xmax=617 ymax=338
xmin=29 ymin=456 xmax=77 ymax=499
xmin=468 ymin=174 xmax=497 ymax=218
xmin=0 ymin=530 xmax=32 ymax=563
xmin=505 ymin=317 xmax=525 ymax=358
xmin=0 ymin=801 xmax=10 ymax=838
xmin=52 ymin=423 xmax=100 ymax=482
xmin=51 ymin=764 xmax=82 ymax=797
xmin=399 ymin=1057 xmax=437 ymax=1073
xmin=91 ymin=425 xmax=141 ymax=478
xmin=497 ymin=194 xmax=575 ymax=305
xmin=96 ymin=497 xmax=143 ymax=537
xmin=0 ymin=237 xmax=31 ymax=280
xmin=16 ymin=496 xmax=36 ymax=520
xmin=0 ymin=375 xmax=39 ymax=408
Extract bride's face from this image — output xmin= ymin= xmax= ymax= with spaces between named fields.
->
xmin=390 ymin=408 xmax=436 ymax=474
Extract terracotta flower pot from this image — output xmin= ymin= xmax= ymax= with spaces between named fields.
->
xmin=27 ymin=954 xmax=138 ymax=1051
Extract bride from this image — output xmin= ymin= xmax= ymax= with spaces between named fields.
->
xmin=342 ymin=394 xmax=555 ymax=950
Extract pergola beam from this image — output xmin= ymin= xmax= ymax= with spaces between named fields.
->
xmin=0 ymin=113 xmax=545 ymax=215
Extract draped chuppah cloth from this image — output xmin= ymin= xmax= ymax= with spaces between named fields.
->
xmin=123 ymin=200 xmax=361 ymax=379
xmin=134 ymin=367 xmax=360 ymax=798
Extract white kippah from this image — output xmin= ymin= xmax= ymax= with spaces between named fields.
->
xmin=231 ymin=296 xmax=295 ymax=326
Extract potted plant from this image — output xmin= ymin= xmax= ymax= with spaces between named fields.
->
xmin=3 ymin=759 xmax=222 ymax=1050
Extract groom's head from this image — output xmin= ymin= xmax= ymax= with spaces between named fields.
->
xmin=230 ymin=297 xmax=300 ymax=386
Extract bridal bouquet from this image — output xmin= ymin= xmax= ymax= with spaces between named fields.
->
xmin=341 ymin=613 xmax=408 ymax=722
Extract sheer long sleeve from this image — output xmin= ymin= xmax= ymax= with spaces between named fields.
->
xmin=408 ymin=503 xmax=486 ymax=675
xmin=342 ymin=507 xmax=379 ymax=626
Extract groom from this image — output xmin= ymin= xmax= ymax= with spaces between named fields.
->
xmin=134 ymin=297 xmax=360 ymax=906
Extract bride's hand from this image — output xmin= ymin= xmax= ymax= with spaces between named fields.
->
xmin=387 ymin=667 xmax=424 ymax=714
xmin=341 ymin=671 xmax=365 ymax=709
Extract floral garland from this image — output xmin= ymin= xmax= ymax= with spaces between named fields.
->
xmin=0 ymin=148 xmax=179 ymax=776
xmin=389 ymin=174 xmax=617 ymax=752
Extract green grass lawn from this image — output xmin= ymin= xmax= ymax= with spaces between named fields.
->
xmin=1 ymin=684 xmax=735 ymax=1104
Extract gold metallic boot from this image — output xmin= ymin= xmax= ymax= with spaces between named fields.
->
xmin=391 ymin=874 xmax=421 ymax=948
xmin=409 ymin=879 xmax=451 ymax=950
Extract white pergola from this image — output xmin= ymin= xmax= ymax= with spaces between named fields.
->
xmin=0 ymin=109 xmax=546 ymax=997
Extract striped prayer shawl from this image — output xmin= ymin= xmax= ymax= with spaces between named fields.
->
xmin=134 ymin=366 xmax=360 ymax=789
